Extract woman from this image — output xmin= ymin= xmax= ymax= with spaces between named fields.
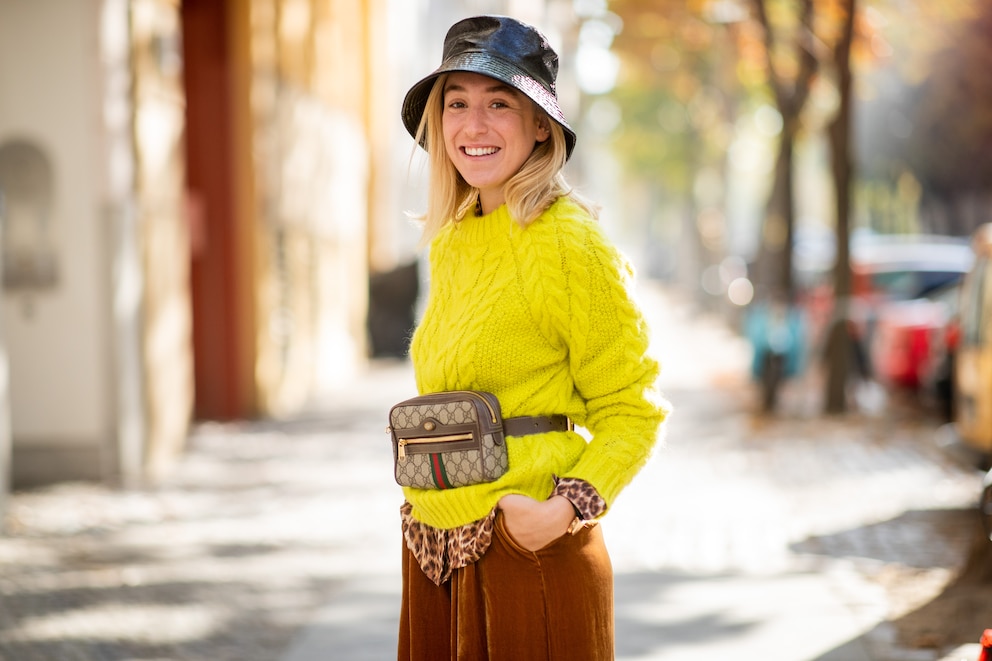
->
xmin=397 ymin=14 xmax=670 ymax=660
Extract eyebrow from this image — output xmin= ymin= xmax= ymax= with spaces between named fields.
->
xmin=443 ymin=81 xmax=520 ymax=96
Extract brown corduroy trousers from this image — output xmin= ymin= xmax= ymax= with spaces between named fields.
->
xmin=398 ymin=513 xmax=614 ymax=661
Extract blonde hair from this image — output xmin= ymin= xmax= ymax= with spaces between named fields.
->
xmin=413 ymin=73 xmax=597 ymax=246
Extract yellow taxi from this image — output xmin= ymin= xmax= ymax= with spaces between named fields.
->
xmin=952 ymin=223 xmax=992 ymax=467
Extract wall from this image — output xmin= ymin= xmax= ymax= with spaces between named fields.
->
xmin=0 ymin=0 xmax=114 ymax=484
xmin=249 ymin=0 xmax=377 ymax=413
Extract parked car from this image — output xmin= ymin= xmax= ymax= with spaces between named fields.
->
xmin=951 ymin=224 xmax=992 ymax=467
xmin=869 ymin=279 xmax=962 ymax=391
xmin=848 ymin=235 xmax=972 ymax=387
xmin=918 ymin=281 xmax=964 ymax=420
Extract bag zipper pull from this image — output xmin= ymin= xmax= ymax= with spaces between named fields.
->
xmin=397 ymin=440 xmax=407 ymax=460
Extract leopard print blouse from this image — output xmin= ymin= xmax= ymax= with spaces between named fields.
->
xmin=401 ymin=477 xmax=607 ymax=585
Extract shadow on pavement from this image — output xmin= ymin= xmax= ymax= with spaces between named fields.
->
xmin=281 ymin=576 xmax=399 ymax=661
xmin=0 ymin=574 xmax=325 ymax=660
xmin=612 ymin=567 xmax=882 ymax=661
xmin=793 ymin=506 xmax=991 ymax=660
xmin=614 ymin=571 xmax=754 ymax=657
xmin=791 ymin=507 xmax=977 ymax=569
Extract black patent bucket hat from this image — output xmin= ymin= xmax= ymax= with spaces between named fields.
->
xmin=401 ymin=15 xmax=577 ymax=160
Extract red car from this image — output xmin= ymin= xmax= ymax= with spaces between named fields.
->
xmin=853 ymin=238 xmax=972 ymax=391
xmin=869 ymin=286 xmax=959 ymax=389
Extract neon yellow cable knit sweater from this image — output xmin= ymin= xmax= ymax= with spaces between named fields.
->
xmin=405 ymin=196 xmax=670 ymax=530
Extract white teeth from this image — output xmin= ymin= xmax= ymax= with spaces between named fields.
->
xmin=465 ymin=146 xmax=498 ymax=156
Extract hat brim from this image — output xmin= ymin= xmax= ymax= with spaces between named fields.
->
xmin=401 ymin=51 xmax=576 ymax=160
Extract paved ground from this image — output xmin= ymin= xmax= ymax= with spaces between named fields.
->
xmin=0 ymin=283 xmax=988 ymax=660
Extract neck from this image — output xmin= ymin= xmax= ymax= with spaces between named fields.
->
xmin=478 ymin=189 xmax=505 ymax=216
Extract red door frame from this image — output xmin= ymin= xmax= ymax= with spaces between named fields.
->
xmin=181 ymin=0 xmax=255 ymax=420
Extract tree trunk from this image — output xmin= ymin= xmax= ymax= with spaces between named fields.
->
xmin=749 ymin=0 xmax=817 ymax=305
xmin=748 ymin=0 xmax=819 ymax=413
xmin=754 ymin=128 xmax=796 ymax=299
xmin=824 ymin=0 xmax=857 ymax=414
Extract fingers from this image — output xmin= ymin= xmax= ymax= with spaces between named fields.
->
xmin=498 ymin=495 xmax=569 ymax=551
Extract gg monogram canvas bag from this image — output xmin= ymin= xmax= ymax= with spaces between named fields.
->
xmin=387 ymin=391 xmax=573 ymax=490
xmin=387 ymin=391 xmax=507 ymax=490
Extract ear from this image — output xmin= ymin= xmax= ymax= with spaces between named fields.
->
xmin=535 ymin=118 xmax=551 ymax=143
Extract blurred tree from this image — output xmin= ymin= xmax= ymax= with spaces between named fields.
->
xmin=856 ymin=1 xmax=991 ymax=235
xmin=745 ymin=0 xmax=869 ymax=413
xmin=606 ymin=0 xmax=742 ymax=297
xmin=607 ymin=0 xmax=860 ymax=411
xmin=607 ymin=0 xmax=987 ymax=414
xmin=747 ymin=0 xmax=818 ymax=302
xmin=822 ymin=0 xmax=857 ymax=413
xmin=901 ymin=3 xmax=992 ymax=234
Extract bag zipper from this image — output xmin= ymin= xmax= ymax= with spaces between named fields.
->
xmin=397 ymin=433 xmax=474 ymax=460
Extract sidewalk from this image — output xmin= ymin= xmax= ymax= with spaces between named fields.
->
xmin=279 ymin=285 xmax=983 ymax=661
xmin=0 ymin=284 xmax=983 ymax=661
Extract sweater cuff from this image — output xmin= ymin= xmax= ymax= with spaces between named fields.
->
xmin=551 ymin=476 xmax=607 ymax=521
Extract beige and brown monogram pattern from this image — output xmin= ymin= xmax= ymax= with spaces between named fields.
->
xmin=390 ymin=396 xmax=507 ymax=489
xmin=394 ymin=442 xmax=507 ymax=488
xmin=391 ymin=399 xmax=476 ymax=428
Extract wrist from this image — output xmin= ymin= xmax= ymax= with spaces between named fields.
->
xmin=549 ymin=495 xmax=583 ymax=535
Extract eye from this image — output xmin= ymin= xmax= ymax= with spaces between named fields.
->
xmin=445 ymin=100 xmax=466 ymax=110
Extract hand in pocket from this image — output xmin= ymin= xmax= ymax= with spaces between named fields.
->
xmin=497 ymin=493 xmax=576 ymax=551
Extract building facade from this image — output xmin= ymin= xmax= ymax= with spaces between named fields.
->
xmin=0 ymin=0 xmax=583 ymax=521
xmin=0 ymin=0 xmax=402 ymax=493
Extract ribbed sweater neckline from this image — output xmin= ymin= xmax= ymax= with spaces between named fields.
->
xmin=450 ymin=203 xmax=514 ymax=244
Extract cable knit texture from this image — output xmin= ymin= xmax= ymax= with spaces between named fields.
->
xmin=406 ymin=196 xmax=670 ymax=530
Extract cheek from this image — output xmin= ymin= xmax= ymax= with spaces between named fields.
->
xmin=441 ymin=121 xmax=460 ymax=158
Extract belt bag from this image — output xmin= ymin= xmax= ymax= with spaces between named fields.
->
xmin=387 ymin=391 xmax=570 ymax=490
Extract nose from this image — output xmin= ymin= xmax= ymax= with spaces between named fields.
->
xmin=464 ymin=105 xmax=487 ymax=134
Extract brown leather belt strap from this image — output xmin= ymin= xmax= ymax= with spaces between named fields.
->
xmin=503 ymin=414 xmax=572 ymax=437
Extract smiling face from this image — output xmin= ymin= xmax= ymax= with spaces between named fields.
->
xmin=441 ymin=72 xmax=551 ymax=214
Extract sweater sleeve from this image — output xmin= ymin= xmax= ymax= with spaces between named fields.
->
xmin=552 ymin=218 xmax=670 ymax=508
